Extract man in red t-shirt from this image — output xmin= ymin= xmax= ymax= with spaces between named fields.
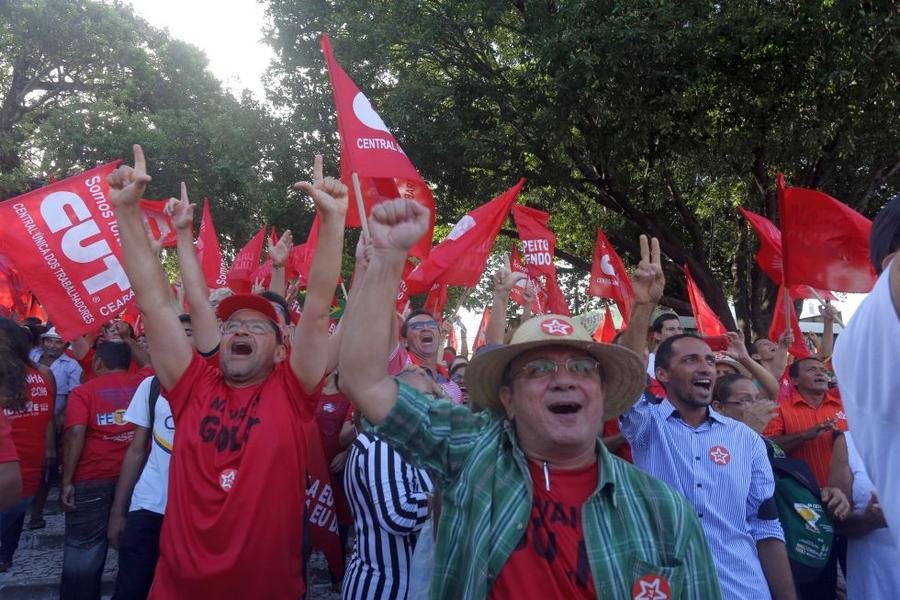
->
xmin=59 ymin=341 xmax=144 ymax=599
xmin=108 ymin=146 xmax=346 ymax=598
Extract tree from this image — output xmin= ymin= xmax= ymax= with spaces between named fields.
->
xmin=1 ymin=0 xmax=310 ymax=253
xmin=264 ymin=0 xmax=899 ymax=335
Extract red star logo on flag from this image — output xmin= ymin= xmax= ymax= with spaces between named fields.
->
xmin=540 ymin=318 xmax=573 ymax=336
xmin=631 ymin=575 xmax=671 ymax=599
xmin=709 ymin=446 xmax=731 ymax=465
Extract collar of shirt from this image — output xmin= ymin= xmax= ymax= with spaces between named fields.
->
xmin=788 ymin=388 xmax=841 ymax=408
xmin=660 ymin=398 xmax=728 ymax=428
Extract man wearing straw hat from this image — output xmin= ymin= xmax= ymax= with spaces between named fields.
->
xmin=339 ymin=199 xmax=721 ymax=599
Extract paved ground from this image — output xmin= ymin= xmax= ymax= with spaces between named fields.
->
xmin=0 ymin=493 xmax=340 ymax=599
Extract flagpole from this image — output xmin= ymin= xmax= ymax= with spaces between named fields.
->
xmin=783 ymin=287 xmax=792 ymax=335
xmin=351 ymin=172 xmax=371 ymax=242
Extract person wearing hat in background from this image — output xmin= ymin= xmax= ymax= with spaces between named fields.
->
xmin=27 ymin=327 xmax=83 ymax=530
xmin=833 ymin=192 xmax=900 ymax=550
xmin=107 ymin=145 xmax=347 ymax=598
xmin=339 ymin=199 xmax=721 ymax=599
xmin=619 ymin=236 xmax=795 ymax=600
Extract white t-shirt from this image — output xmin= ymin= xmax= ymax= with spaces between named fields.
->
xmin=845 ymin=432 xmax=900 ymax=599
xmin=124 ymin=375 xmax=174 ymax=515
xmin=833 ymin=261 xmax=900 ymax=550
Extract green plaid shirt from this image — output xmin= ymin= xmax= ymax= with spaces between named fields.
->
xmin=374 ymin=381 xmax=722 ymax=600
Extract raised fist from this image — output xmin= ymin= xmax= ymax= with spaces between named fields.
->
xmin=368 ymin=199 xmax=430 ymax=254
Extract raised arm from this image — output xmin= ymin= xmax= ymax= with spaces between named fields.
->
xmin=168 ymin=185 xmax=220 ymax=354
xmin=108 ymin=145 xmax=193 ymax=390
xmin=325 ymin=236 xmax=372 ymax=374
xmin=815 ymin=303 xmax=838 ymax=361
xmin=725 ymin=331 xmax=780 ymax=400
xmin=768 ymin=329 xmax=792 ymax=378
xmin=289 ymin=155 xmax=348 ymax=393
xmin=620 ymin=235 xmax=663 ymax=362
xmin=484 ymin=263 xmax=525 ymax=345
xmin=339 ymin=199 xmax=431 ymax=423
xmin=267 ymin=230 xmax=293 ymax=297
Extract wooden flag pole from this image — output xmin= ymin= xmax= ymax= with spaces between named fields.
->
xmin=351 ymin=172 xmax=371 ymax=242
xmin=783 ymin=287 xmax=792 ymax=334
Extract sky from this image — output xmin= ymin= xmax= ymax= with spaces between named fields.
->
xmin=128 ymin=0 xmax=274 ymax=100
xmin=126 ymin=0 xmax=870 ymax=343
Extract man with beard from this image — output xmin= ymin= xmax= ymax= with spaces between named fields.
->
xmin=619 ymin=238 xmax=795 ymax=600
xmin=107 ymin=145 xmax=346 ymax=599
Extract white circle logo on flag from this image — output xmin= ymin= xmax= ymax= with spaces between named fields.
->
xmin=352 ymin=92 xmax=390 ymax=133
xmin=600 ymin=254 xmax=617 ymax=276
xmin=447 ymin=215 xmax=476 ymax=241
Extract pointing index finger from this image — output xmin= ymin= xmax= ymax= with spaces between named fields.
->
xmin=133 ymin=144 xmax=146 ymax=175
xmin=180 ymin=182 xmax=189 ymax=203
xmin=313 ymin=154 xmax=324 ymax=182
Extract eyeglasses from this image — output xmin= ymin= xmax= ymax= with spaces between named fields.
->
xmin=511 ymin=357 xmax=601 ymax=380
xmin=222 ymin=319 xmax=274 ymax=335
xmin=407 ymin=320 xmax=439 ymax=332
xmin=719 ymin=396 xmax=758 ymax=406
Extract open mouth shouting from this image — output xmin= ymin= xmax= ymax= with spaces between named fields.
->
xmin=230 ymin=339 xmax=254 ymax=357
xmin=692 ymin=376 xmax=713 ymax=395
xmin=548 ymin=401 xmax=582 ymax=415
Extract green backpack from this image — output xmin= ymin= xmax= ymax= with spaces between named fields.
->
xmin=765 ymin=440 xmax=834 ymax=582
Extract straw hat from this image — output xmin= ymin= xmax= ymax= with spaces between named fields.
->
xmin=466 ymin=315 xmax=646 ymax=420
xmin=714 ymin=354 xmax=752 ymax=378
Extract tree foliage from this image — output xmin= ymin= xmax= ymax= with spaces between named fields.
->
xmin=265 ymin=0 xmax=899 ymax=334
xmin=0 ymin=0 xmax=311 ymax=251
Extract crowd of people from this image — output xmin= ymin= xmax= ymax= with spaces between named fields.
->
xmin=0 ymin=145 xmax=897 ymax=600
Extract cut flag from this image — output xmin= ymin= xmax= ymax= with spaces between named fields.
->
xmin=683 ymin=265 xmax=727 ymax=336
xmin=0 ymin=161 xmax=136 ymax=339
xmin=587 ymin=228 xmax=634 ymax=321
xmin=768 ymin=285 xmax=811 ymax=359
xmin=405 ymin=179 xmax=524 ymax=295
xmin=227 ymin=225 xmax=267 ymax=293
xmin=511 ymin=204 xmax=570 ymax=316
xmin=778 ymin=173 xmax=876 ymax=293
xmin=592 ymin=306 xmax=617 ymax=343
xmin=738 ymin=207 xmax=836 ymax=301
xmin=320 ymin=34 xmax=435 ymax=260
xmin=196 ymin=199 xmax=228 ymax=290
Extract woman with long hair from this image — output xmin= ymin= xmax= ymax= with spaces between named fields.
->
xmin=0 ymin=317 xmax=56 ymax=572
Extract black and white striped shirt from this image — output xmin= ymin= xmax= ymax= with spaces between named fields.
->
xmin=342 ymin=431 xmax=433 ymax=600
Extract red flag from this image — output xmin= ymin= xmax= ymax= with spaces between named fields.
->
xmin=587 ymin=228 xmax=634 ymax=321
xmin=304 ymin=420 xmax=345 ymax=579
xmin=509 ymin=244 xmax=544 ymax=313
xmin=778 ymin=174 xmax=876 ymax=293
xmin=196 ymin=199 xmax=228 ymax=290
xmin=511 ymin=204 xmax=570 ymax=316
xmin=447 ymin=325 xmax=459 ymax=352
xmin=405 ymin=180 xmax=524 ymax=295
xmin=473 ymin=307 xmax=491 ymax=350
xmin=0 ymin=254 xmax=32 ymax=318
xmin=320 ymin=34 xmax=435 ymax=260
xmin=423 ymin=283 xmax=448 ymax=318
xmin=592 ymin=306 xmax=617 ymax=343
xmin=0 ymin=161 xmax=138 ymax=339
xmin=769 ymin=285 xmax=810 ymax=359
xmin=395 ymin=258 xmax=416 ymax=312
xmin=738 ymin=207 xmax=836 ymax=301
xmin=683 ymin=265 xmax=727 ymax=336
xmin=290 ymin=216 xmax=321 ymax=289
xmin=139 ymin=200 xmax=177 ymax=248
xmin=227 ymin=225 xmax=266 ymax=293
xmin=255 ymin=227 xmax=298 ymax=287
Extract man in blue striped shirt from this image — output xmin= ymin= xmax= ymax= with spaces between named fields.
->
xmin=618 ymin=247 xmax=796 ymax=600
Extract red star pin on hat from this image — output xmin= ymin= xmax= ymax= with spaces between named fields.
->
xmin=709 ymin=446 xmax=731 ymax=465
xmin=540 ymin=318 xmax=573 ymax=336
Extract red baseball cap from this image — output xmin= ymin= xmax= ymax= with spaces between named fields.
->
xmin=216 ymin=294 xmax=280 ymax=324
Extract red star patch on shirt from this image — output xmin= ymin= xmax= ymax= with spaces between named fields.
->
xmin=219 ymin=468 xmax=238 ymax=491
xmin=709 ymin=445 xmax=731 ymax=465
xmin=631 ymin=575 xmax=671 ymax=599
xmin=540 ymin=318 xmax=573 ymax=336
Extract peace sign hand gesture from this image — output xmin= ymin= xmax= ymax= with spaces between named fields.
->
xmin=632 ymin=235 xmax=664 ymax=305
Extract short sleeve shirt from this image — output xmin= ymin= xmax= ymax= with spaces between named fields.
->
xmin=124 ymin=376 xmax=174 ymax=515
xmin=151 ymin=354 xmax=321 ymax=600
